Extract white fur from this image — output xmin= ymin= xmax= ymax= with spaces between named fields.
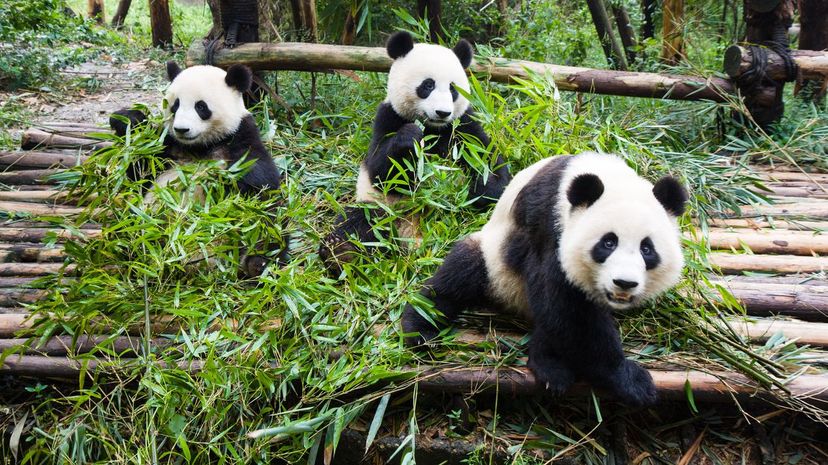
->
xmin=355 ymin=163 xmax=421 ymax=245
xmin=475 ymin=153 xmax=684 ymax=313
xmin=163 ymin=65 xmax=248 ymax=146
xmin=386 ymin=44 xmax=470 ymax=127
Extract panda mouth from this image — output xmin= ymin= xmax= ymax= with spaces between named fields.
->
xmin=605 ymin=292 xmax=635 ymax=305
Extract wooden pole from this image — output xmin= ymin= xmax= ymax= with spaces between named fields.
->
xmin=586 ymin=0 xmax=628 ymax=70
xmin=0 ymin=151 xmax=88 ymax=169
xmin=20 ymin=129 xmax=112 ymax=151
xmin=148 ymin=0 xmax=173 ymax=48
xmin=706 ymin=229 xmax=828 ymax=255
xmin=0 ymin=228 xmax=100 ymax=243
xmin=111 ymin=0 xmax=132 ymax=28
xmin=0 ymin=170 xmax=62 ymax=186
xmin=611 ymin=4 xmax=638 ymax=64
xmin=709 ymin=253 xmax=826 ymax=274
xmin=661 ymin=0 xmax=685 ymax=64
xmin=185 ymin=42 xmax=735 ymax=101
xmin=724 ymin=46 xmax=828 ymax=81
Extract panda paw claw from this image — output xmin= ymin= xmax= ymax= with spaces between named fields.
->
xmin=528 ymin=358 xmax=574 ymax=397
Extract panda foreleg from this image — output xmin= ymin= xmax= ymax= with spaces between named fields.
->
xmin=364 ymin=123 xmax=424 ymax=185
xmin=454 ymin=118 xmax=511 ymax=209
xmin=319 ymin=205 xmax=387 ymax=276
xmin=109 ymin=109 xmax=148 ymax=137
xmin=401 ymin=237 xmax=489 ymax=347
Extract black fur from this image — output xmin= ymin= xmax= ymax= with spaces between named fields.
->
xmin=225 ymin=64 xmax=253 ymax=93
xmin=401 ymin=157 xmax=659 ymax=406
xmin=318 ymin=205 xmax=389 ymax=276
xmin=387 ymin=31 xmax=415 ymax=59
xmin=652 ymin=176 xmax=687 ymax=217
xmin=416 ymin=78 xmax=436 ymax=99
xmin=194 ymin=101 xmax=212 ymax=120
xmin=452 ymin=39 xmax=473 ymax=69
xmin=567 ymin=173 xmax=604 ymax=208
xmin=591 ymin=232 xmax=617 ymax=264
xmin=166 ymin=61 xmax=182 ymax=81
xmin=640 ymin=237 xmax=660 ymax=270
xmin=109 ymin=108 xmax=287 ymax=276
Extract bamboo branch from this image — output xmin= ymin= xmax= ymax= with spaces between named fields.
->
xmin=185 ymin=42 xmax=734 ymax=102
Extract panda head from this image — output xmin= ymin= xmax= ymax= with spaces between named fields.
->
xmin=163 ymin=62 xmax=252 ymax=146
xmin=558 ymin=164 xmax=688 ymax=310
xmin=385 ymin=31 xmax=473 ymax=127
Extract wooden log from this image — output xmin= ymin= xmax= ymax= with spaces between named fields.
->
xmin=586 ymin=0 xmax=628 ymax=70
xmin=754 ymin=169 xmax=828 ymax=183
xmin=0 ymin=201 xmax=84 ymax=216
xmin=0 ymin=277 xmax=72 ymax=288
xmin=1 ymin=355 xmax=204 ymax=378
xmin=185 ymin=42 xmax=735 ymax=102
xmin=0 ymin=244 xmax=66 ymax=263
xmin=0 ymin=289 xmax=49 ymax=306
xmin=0 ymin=228 xmax=99 ymax=243
xmin=661 ymin=0 xmax=685 ymax=65
xmin=149 ymin=0 xmax=173 ymax=47
xmin=706 ymin=218 xmax=828 ymax=231
xmin=0 ymin=263 xmax=75 ymax=277
xmin=760 ymin=186 xmax=828 ymax=199
xmin=729 ymin=318 xmax=828 ymax=347
xmin=712 ymin=280 xmax=828 ymax=321
xmin=0 ymin=169 xmax=62 ymax=185
xmin=0 ymin=313 xmax=182 ymax=337
xmin=0 ymin=151 xmax=88 ymax=169
xmin=0 ymin=191 xmax=77 ymax=204
xmin=38 ymin=122 xmax=102 ymax=130
xmin=709 ymin=253 xmax=826 ymax=274
xmin=706 ymin=230 xmax=828 ymax=255
xmin=726 ymin=202 xmax=828 ymax=219
xmin=0 ymin=335 xmax=170 ymax=356
xmin=797 ymin=0 xmax=828 ymax=103
xmin=418 ymin=366 xmax=828 ymax=404
xmin=20 ymin=129 xmax=111 ymax=151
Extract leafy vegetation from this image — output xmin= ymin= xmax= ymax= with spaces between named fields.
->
xmin=0 ymin=1 xmax=826 ymax=463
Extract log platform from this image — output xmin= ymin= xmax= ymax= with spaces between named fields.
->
xmin=1 ymin=123 xmax=827 ymax=411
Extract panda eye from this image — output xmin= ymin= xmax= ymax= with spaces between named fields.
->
xmin=170 ymin=98 xmax=180 ymax=113
xmin=195 ymin=101 xmax=207 ymax=112
xmin=641 ymin=244 xmax=652 ymax=255
xmin=601 ymin=233 xmax=617 ymax=250
xmin=423 ymin=79 xmax=435 ymax=91
xmin=450 ymin=84 xmax=459 ymax=101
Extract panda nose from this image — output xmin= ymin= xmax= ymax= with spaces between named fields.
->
xmin=435 ymin=110 xmax=451 ymax=119
xmin=613 ymin=279 xmax=638 ymax=290
xmin=174 ymin=127 xmax=190 ymax=134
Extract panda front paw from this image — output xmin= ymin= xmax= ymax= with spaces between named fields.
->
xmin=528 ymin=356 xmax=575 ymax=397
xmin=613 ymin=360 xmax=658 ymax=407
xmin=109 ymin=109 xmax=148 ymax=137
xmin=401 ymin=304 xmax=440 ymax=348
xmin=393 ymin=123 xmax=424 ymax=152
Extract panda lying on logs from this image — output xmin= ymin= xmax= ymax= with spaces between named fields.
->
xmin=402 ymin=152 xmax=688 ymax=406
xmin=319 ymin=31 xmax=512 ymax=275
xmin=109 ymin=62 xmax=287 ymax=277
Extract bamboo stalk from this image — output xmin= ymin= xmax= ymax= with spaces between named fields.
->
xmin=0 ymin=169 xmax=62 ymax=185
xmin=709 ymin=253 xmax=826 ymax=274
xmin=0 ymin=228 xmax=101 ymax=242
xmin=185 ymin=42 xmax=734 ymax=102
xmin=20 ymin=129 xmax=111 ymax=151
xmin=0 ymin=201 xmax=84 ymax=216
xmin=416 ymin=367 xmax=828 ymax=403
xmin=0 ymin=151 xmax=88 ymax=169
xmin=706 ymin=230 xmax=828 ymax=255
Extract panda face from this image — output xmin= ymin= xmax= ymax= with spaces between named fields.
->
xmin=385 ymin=32 xmax=473 ymax=127
xmin=163 ymin=63 xmax=251 ymax=146
xmin=557 ymin=154 xmax=687 ymax=310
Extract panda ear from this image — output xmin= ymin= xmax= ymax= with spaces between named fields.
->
xmin=567 ymin=174 xmax=604 ymax=209
xmin=166 ymin=61 xmax=182 ymax=82
xmin=453 ymin=39 xmax=473 ymax=69
xmin=387 ymin=31 xmax=415 ymax=59
xmin=225 ymin=64 xmax=253 ymax=93
xmin=653 ymin=176 xmax=688 ymax=217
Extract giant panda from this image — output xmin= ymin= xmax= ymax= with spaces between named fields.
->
xmin=109 ymin=61 xmax=287 ymax=276
xmin=401 ymin=152 xmax=688 ymax=406
xmin=319 ymin=31 xmax=512 ymax=275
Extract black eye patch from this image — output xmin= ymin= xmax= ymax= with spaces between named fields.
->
xmin=170 ymin=98 xmax=180 ymax=114
xmin=591 ymin=232 xmax=617 ymax=264
xmin=194 ymin=100 xmax=212 ymax=120
xmin=640 ymin=237 xmax=660 ymax=270
xmin=416 ymin=78 xmax=436 ymax=99
xmin=450 ymin=84 xmax=459 ymax=102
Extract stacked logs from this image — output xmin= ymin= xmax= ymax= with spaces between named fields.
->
xmin=0 ymin=123 xmax=827 ymax=405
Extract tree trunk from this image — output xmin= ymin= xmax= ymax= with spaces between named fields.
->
xmin=797 ymin=0 xmax=828 ymax=103
xmin=661 ymin=0 xmax=685 ymax=64
xmin=110 ymin=0 xmax=131 ymax=28
xmin=341 ymin=8 xmax=356 ymax=45
xmin=417 ymin=0 xmax=442 ymax=42
xmin=640 ymin=0 xmax=656 ymax=40
xmin=300 ymin=0 xmax=317 ymax=42
xmin=185 ymin=41 xmax=735 ymax=101
xmin=586 ymin=0 xmax=628 ymax=70
xmin=87 ymin=0 xmax=105 ymax=24
xmin=611 ymin=4 xmax=638 ymax=64
xmin=205 ymin=0 xmax=222 ymax=39
xmin=148 ymin=0 xmax=173 ymax=47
